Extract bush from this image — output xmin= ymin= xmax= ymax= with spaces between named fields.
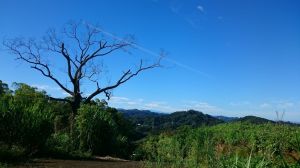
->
xmin=0 ymin=83 xmax=54 ymax=157
xmin=0 ymin=143 xmax=26 ymax=161
xmin=0 ymin=81 xmax=136 ymax=160
xmin=75 ymin=102 xmax=134 ymax=158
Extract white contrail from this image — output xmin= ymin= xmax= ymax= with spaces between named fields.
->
xmin=83 ymin=21 xmax=211 ymax=78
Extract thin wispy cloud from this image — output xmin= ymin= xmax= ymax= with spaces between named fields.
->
xmin=257 ymin=100 xmax=299 ymax=121
xmin=109 ymin=96 xmax=223 ymax=114
xmin=258 ymin=100 xmax=296 ymax=110
xmin=84 ymin=21 xmax=211 ymax=78
xmin=259 ymin=103 xmax=271 ymax=108
xmin=32 ymin=84 xmax=61 ymax=91
xmin=196 ymin=5 xmax=204 ymax=13
xmin=225 ymin=100 xmax=300 ymax=122
xmin=32 ymin=84 xmax=71 ymax=97
xmin=167 ymin=1 xmax=206 ymax=28
xmin=110 ymin=96 xmax=143 ymax=106
xmin=272 ymin=100 xmax=295 ymax=109
xmin=145 ymin=101 xmax=176 ymax=112
xmin=109 ymin=96 xmax=177 ymax=112
xmin=229 ymin=100 xmax=298 ymax=111
xmin=169 ymin=0 xmax=182 ymax=14
xmin=183 ymin=100 xmax=222 ymax=114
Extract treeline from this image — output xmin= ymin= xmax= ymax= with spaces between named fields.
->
xmin=0 ymin=80 xmax=135 ymax=161
xmin=120 ymin=109 xmax=224 ymax=138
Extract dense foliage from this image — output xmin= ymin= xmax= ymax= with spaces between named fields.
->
xmin=137 ymin=123 xmax=300 ymax=167
xmin=0 ymin=83 xmax=54 ymax=160
xmin=75 ymin=103 xmax=134 ymax=157
xmin=0 ymin=81 xmax=135 ymax=161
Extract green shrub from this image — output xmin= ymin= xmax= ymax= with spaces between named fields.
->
xmin=0 ymin=83 xmax=54 ymax=156
xmin=43 ymin=133 xmax=73 ymax=157
xmin=0 ymin=143 xmax=26 ymax=161
xmin=0 ymin=81 xmax=136 ymax=159
xmin=75 ymin=103 xmax=134 ymax=158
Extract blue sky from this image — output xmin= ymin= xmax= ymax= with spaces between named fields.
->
xmin=0 ymin=0 xmax=300 ymax=122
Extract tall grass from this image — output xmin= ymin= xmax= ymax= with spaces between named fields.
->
xmin=139 ymin=123 xmax=300 ymax=168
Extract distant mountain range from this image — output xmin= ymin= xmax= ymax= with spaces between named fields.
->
xmin=119 ymin=109 xmax=224 ymax=127
xmin=118 ymin=109 xmax=224 ymax=138
xmin=213 ymin=116 xmax=239 ymax=122
xmin=119 ymin=109 xmax=300 ymax=139
xmin=118 ymin=109 xmax=165 ymax=118
xmin=119 ymin=109 xmax=298 ymax=130
xmin=215 ymin=115 xmax=276 ymax=124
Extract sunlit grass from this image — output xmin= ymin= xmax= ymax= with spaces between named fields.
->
xmin=138 ymin=122 xmax=300 ymax=168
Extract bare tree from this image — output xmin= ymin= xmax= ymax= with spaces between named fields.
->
xmin=3 ymin=22 xmax=162 ymax=115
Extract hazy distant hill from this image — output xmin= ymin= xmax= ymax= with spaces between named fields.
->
xmin=214 ymin=115 xmax=239 ymax=122
xmin=230 ymin=116 xmax=299 ymax=126
xmin=119 ymin=109 xmax=223 ymax=137
xmin=118 ymin=109 xmax=165 ymax=118
xmin=215 ymin=115 xmax=275 ymax=123
xmin=163 ymin=110 xmax=224 ymax=127
xmin=119 ymin=109 xmax=299 ymax=138
xmin=234 ymin=115 xmax=274 ymax=124
xmin=119 ymin=109 xmax=223 ymax=127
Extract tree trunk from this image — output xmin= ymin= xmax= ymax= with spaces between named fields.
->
xmin=69 ymin=94 xmax=82 ymax=137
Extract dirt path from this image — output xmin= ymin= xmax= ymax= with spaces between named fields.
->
xmin=14 ymin=159 xmax=142 ymax=168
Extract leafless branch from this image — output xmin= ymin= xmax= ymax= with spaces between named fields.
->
xmin=4 ymin=21 xmax=162 ymax=113
xmin=85 ymin=56 xmax=162 ymax=102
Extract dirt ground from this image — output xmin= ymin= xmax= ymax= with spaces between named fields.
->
xmin=13 ymin=158 xmax=142 ymax=168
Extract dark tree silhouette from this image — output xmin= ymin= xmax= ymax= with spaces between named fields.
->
xmin=0 ymin=80 xmax=10 ymax=95
xmin=4 ymin=22 xmax=162 ymax=115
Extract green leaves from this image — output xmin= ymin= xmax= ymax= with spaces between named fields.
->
xmin=74 ymin=104 xmax=133 ymax=157
xmin=0 ymin=83 xmax=54 ymax=155
xmin=140 ymin=123 xmax=300 ymax=167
